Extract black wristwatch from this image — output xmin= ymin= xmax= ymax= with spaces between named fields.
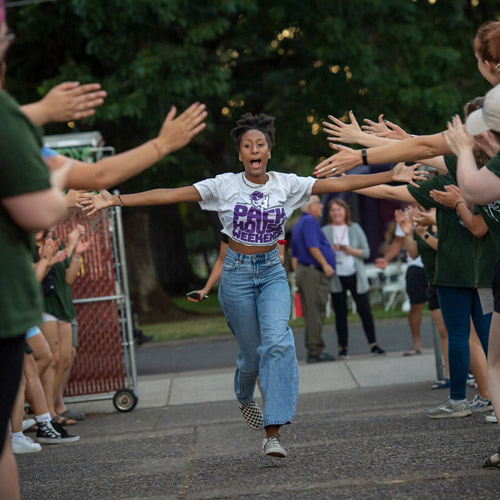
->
xmin=424 ymin=232 xmax=431 ymax=240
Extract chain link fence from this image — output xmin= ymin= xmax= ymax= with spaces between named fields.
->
xmin=44 ymin=133 xmax=138 ymax=411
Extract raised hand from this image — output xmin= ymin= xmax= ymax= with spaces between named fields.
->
xmin=81 ymin=190 xmax=116 ymax=216
xmin=75 ymin=238 xmax=90 ymax=255
xmin=37 ymin=82 xmax=107 ymax=123
xmin=361 ymin=114 xmax=387 ymax=135
xmin=429 ymin=184 xmax=463 ymax=209
xmin=40 ymin=236 xmax=59 ymax=261
xmin=66 ymin=224 xmax=85 ymax=250
xmin=156 ymin=102 xmax=208 ymax=156
xmin=313 ymin=144 xmax=360 ymax=178
xmin=391 ymin=163 xmax=428 ymax=186
xmin=394 ymin=209 xmax=413 ymax=235
xmin=48 ymin=249 xmax=68 ymax=266
xmin=475 ymin=130 xmax=500 ymax=158
xmin=65 ymin=189 xmax=87 ymax=208
xmin=323 ymin=111 xmax=364 ymax=145
xmin=411 ymin=208 xmax=436 ymax=227
xmin=443 ymin=115 xmax=475 ymax=155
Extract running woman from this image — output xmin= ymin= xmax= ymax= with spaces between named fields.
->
xmin=81 ymin=113 xmax=424 ymax=458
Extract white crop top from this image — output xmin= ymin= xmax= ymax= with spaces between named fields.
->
xmin=194 ymin=171 xmax=316 ymax=246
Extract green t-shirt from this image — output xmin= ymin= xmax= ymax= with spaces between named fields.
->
xmin=472 ymin=152 xmax=500 ymax=251
xmin=445 ymin=155 xmax=498 ymax=287
xmin=0 ymin=90 xmax=51 ymax=338
xmin=414 ymin=232 xmax=437 ymax=285
xmin=43 ymin=251 xmax=76 ymax=322
xmin=408 ymin=173 xmax=475 ymax=287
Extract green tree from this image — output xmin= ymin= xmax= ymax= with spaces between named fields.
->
xmin=5 ymin=0 xmax=500 ymax=319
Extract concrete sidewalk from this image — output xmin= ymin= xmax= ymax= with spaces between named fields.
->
xmin=71 ymin=349 xmax=437 ymax=414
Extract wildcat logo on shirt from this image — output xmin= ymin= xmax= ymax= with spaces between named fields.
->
xmin=232 ymin=191 xmax=286 ymax=244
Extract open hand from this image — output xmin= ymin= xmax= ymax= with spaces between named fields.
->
xmin=313 ymin=144 xmax=360 ymax=178
xmin=429 ymin=184 xmax=463 ymax=209
xmin=391 ymin=163 xmax=428 ymax=186
xmin=81 ymin=190 xmax=116 ymax=216
xmin=41 ymin=82 xmax=107 ymax=123
xmin=156 ymin=102 xmax=208 ymax=156
xmin=323 ymin=111 xmax=364 ymax=145
xmin=443 ymin=115 xmax=475 ymax=155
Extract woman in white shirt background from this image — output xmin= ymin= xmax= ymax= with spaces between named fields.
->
xmin=322 ymin=198 xmax=385 ymax=358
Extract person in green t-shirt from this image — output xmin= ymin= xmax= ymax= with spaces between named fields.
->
xmin=34 ymin=225 xmax=90 ymax=425
xmin=444 ymin=88 xmax=500 ymax=469
xmin=0 ymin=8 xmax=67 ymax=497
xmin=352 ymin=170 xmax=491 ymax=420
xmin=394 ymin=207 xmax=450 ymax=390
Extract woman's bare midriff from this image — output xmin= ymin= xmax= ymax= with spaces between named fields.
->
xmin=228 ymin=238 xmax=277 ymax=255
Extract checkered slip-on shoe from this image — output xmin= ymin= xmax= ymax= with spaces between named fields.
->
xmin=239 ymin=400 xmax=264 ymax=430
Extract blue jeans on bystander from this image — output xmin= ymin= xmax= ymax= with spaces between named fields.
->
xmin=436 ymin=285 xmax=491 ymax=401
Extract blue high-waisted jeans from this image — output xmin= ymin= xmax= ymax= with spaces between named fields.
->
xmin=436 ymin=285 xmax=491 ymax=400
xmin=218 ymin=247 xmax=299 ymax=427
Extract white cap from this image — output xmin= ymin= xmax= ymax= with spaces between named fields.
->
xmin=466 ymin=85 xmax=500 ymax=135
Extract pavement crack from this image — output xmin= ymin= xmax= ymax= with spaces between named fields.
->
xmin=178 ymin=425 xmax=198 ymax=500
xmin=344 ymin=361 xmax=361 ymax=388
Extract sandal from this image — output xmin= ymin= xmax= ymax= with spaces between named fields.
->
xmin=431 ymin=378 xmax=450 ymax=390
xmin=403 ymin=348 xmax=422 ymax=356
xmin=54 ymin=414 xmax=77 ymax=426
xmin=59 ymin=408 xmax=85 ymax=421
xmin=483 ymin=447 xmax=500 ymax=469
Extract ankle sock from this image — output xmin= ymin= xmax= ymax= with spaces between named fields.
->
xmin=11 ymin=431 xmax=24 ymax=441
xmin=450 ymin=398 xmax=467 ymax=405
xmin=35 ymin=412 xmax=52 ymax=423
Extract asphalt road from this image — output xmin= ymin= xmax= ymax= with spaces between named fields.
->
xmin=17 ymin=382 xmax=500 ymax=499
xmin=135 ymin=316 xmax=438 ymax=375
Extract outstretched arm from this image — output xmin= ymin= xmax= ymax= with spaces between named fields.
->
xmin=311 ymin=163 xmax=426 ymax=195
xmin=21 ymin=82 xmax=107 ymax=125
xmin=45 ymin=102 xmax=207 ymax=190
xmin=81 ymin=186 xmax=202 ymax=215
xmin=314 ymin=133 xmax=450 ymax=177
xmin=322 ymin=111 xmax=397 ymax=148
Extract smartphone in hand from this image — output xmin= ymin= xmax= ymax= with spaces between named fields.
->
xmin=186 ymin=290 xmax=208 ymax=302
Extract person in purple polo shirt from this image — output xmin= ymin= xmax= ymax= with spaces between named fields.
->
xmin=292 ymin=195 xmax=337 ymax=363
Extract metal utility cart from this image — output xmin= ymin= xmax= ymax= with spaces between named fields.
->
xmin=43 ymin=132 xmax=139 ymax=412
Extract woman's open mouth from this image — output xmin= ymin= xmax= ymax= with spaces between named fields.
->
xmin=250 ymin=159 xmax=262 ymax=167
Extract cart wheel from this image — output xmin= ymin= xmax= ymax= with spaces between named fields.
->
xmin=113 ymin=388 xmax=138 ymax=412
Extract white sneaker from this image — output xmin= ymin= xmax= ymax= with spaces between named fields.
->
xmin=22 ymin=418 xmax=36 ymax=432
xmin=262 ymin=437 xmax=287 ymax=458
xmin=469 ymin=394 xmax=493 ymax=412
xmin=12 ymin=435 xmax=42 ymax=454
xmin=485 ymin=412 xmax=497 ymax=423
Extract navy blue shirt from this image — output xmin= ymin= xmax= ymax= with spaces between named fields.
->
xmin=291 ymin=213 xmax=336 ymax=268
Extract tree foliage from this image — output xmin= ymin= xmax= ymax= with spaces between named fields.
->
xmin=5 ymin=0 xmax=500 ymax=306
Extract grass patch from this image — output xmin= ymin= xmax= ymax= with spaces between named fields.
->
xmin=142 ymin=293 xmax=423 ymax=343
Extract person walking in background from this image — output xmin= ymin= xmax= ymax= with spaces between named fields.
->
xmin=291 ymin=196 xmax=336 ymax=363
xmin=322 ymin=198 xmax=385 ymax=358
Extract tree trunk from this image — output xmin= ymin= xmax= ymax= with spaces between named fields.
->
xmin=123 ymin=208 xmax=190 ymax=323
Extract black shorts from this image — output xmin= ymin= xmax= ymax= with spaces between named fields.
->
xmin=426 ymin=284 xmax=440 ymax=311
xmin=492 ymin=256 xmax=500 ymax=313
xmin=406 ymin=265 xmax=428 ymax=304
